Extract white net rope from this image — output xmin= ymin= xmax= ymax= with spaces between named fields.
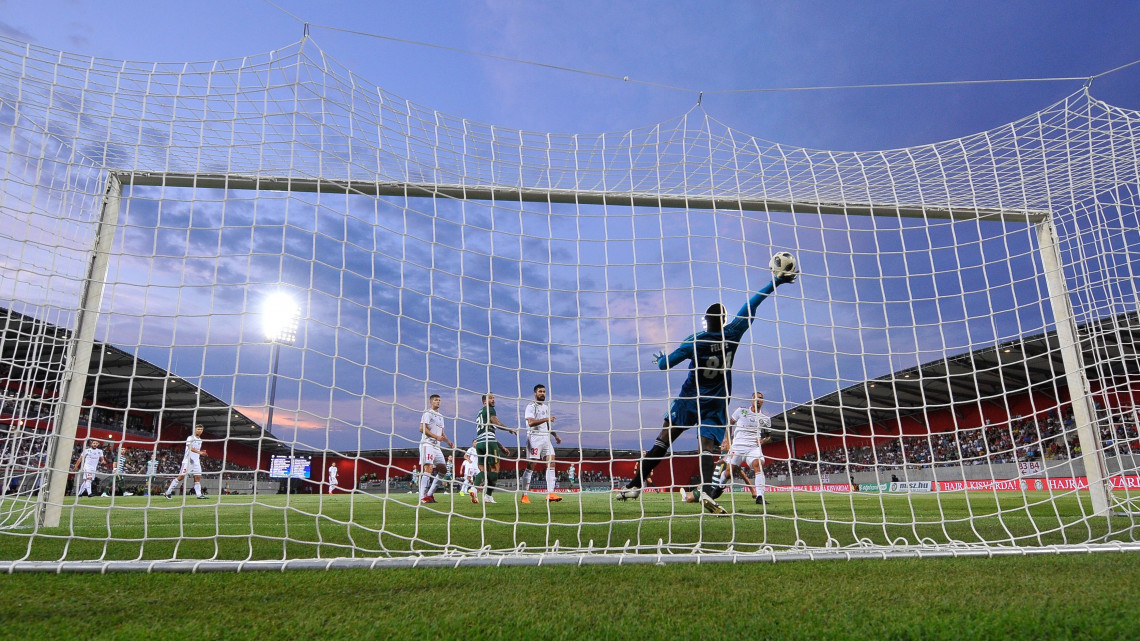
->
xmin=1 ymin=36 xmax=1140 ymax=569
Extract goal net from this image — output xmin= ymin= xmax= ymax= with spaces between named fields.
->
xmin=2 ymin=36 xmax=1139 ymax=570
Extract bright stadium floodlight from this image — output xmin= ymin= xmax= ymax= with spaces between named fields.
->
xmin=262 ymin=292 xmax=301 ymax=460
xmin=263 ymin=292 xmax=301 ymax=345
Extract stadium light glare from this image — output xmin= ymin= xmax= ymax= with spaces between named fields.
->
xmin=263 ymin=292 xmax=301 ymax=345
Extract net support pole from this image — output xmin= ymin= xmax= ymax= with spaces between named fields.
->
xmin=40 ymin=173 xmax=123 ymax=528
xmin=1036 ymin=216 xmax=1111 ymax=515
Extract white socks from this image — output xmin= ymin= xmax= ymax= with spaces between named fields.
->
xmin=753 ymin=468 xmax=766 ymax=498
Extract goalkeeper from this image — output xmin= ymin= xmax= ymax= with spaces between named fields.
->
xmin=617 ymin=267 xmax=797 ymax=514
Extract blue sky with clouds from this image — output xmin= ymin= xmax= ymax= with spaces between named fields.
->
xmin=4 ymin=1 xmax=1139 ymax=144
xmin=2 ymin=2 xmax=1140 ymax=453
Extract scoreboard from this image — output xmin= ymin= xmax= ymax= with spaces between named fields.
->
xmin=268 ymin=455 xmax=312 ymax=479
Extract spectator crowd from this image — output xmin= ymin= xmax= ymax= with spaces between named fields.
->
xmin=765 ymin=407 xmax=1140 ymax=479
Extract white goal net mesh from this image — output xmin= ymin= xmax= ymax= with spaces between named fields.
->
xmin=2 ymin=36 xmax=1140 ymax=569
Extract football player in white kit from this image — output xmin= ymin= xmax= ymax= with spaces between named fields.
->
xmin=327 ymin=463 xmax=339 ymax=493
xmin=520 ymin=384 xmax=563 ymax=504
xmin=724 ymin=391 xmax=773 ymax=505
xmin=163 ymin=424 xmax=209 ymax=500
xmin=458 ymin=442 xmax=478 ymax=497
xmin=418 ymin=394 xmax=453 ymax=504
xmin=71 ymin=439 xmax=105 ymax=498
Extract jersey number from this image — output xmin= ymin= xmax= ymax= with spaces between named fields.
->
xmin=701 ymin=352 xmax=733 ymax=378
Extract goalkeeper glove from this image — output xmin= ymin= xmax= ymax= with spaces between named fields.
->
xmin=775 ymin=266 xmax=800 ymax=285
xmin=651 ymin=351 xmax=666 ymax=367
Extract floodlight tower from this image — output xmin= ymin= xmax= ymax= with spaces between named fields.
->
xmin=262 ymin=292 xmax=300 ymax=440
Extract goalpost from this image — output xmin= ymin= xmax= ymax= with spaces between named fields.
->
xmin=1 ymin=35 xmax=1139 ymax=571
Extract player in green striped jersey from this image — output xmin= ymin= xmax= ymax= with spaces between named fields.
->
xmin=472 ymin=393 xmax=518 ymax=504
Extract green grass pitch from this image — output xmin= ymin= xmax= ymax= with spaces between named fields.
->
xmin=2 ymin=490 xmax=1139 ymax=639
xmin=0 ymin=489 xmax=1134 ymax=562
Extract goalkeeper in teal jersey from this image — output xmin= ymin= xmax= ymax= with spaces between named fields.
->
xmin=617 ymin=268 xmax=797 ymax=514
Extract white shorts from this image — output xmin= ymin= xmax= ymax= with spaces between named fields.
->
xmin=179 ymin=461 xmax=202 ymax=476
xmin=419 ymin=443 xmax=444 ymax=466
xmin=725 ymin=445 xmax=763 ymax=468
xmin=527 ymin=434 xmax=555 ymax=460
xmin=328 ymin=478 xmax=338 ymax=488
xmin=82 ymin=471 xmax=95 ymax=481
xmin=461 ymin=462 xmax=477 ymax=478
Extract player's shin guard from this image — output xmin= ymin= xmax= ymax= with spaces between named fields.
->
xmin=629 ymin=440 xmax=670 ymax=488
xmin=546 ymin=467 xmax=556 ymax=493
xmin=487 ymin=471 xmax=499 ymax=495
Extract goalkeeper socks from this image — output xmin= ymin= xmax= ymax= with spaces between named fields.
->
xmin=630 ymin=442 xmax=670 ymax=488
xmin=699 ymin=451 xmax=717 ymax=497
xmin=546 ymin=467 xmax=556 ymax=493
xmin=699 ymin=452 xmax=716 ymax=483
xmin=193 ymin=482 xmax=201 ymax=497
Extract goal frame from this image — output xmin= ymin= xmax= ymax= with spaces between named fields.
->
xmin=37 ymin=169 xmax=1113 ymax=530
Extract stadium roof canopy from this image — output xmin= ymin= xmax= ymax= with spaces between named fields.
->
xmin=771 ymin=312 xmax=1140 ymax=437
xmin=0 ymin=307 xmax=271 ymax=445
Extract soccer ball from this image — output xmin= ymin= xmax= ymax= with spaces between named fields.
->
xmin=769 ymin=251 xmax=797 ymax=278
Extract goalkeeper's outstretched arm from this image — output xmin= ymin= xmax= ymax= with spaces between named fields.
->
xmin=651 ymin=338 xmax=694 ymax=371
xmin=734 ymin=272 xmax=798 ymax=324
